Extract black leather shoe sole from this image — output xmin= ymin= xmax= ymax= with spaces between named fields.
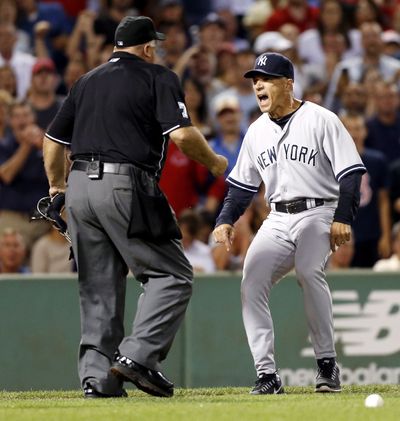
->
xmin=84 ymin=388 xmax=128 ymax=399
xmin=110 ymin=362 xmax=173 ymax=398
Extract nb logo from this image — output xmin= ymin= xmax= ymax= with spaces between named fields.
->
xmin=117 ymin=41 xmax=123 ymax=46
xmin=257 ymin=55 xmax=268 ymax=66
xmin=301 ymin=290 xmax=400 ymax=357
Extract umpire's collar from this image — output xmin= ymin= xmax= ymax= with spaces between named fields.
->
xmin=108 ymin=51 xmax=145 ymax=62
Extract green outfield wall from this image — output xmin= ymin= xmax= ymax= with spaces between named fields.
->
xmin=0 ymin=271 xmax=399 ymax=390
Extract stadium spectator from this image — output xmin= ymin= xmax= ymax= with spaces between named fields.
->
xmin=341 ymin=113 xmax=392 ymax=267
xmin=263 ymin=0 xmax=319 ymax=34
xmin=214 ymin=48 xmax=257 ymax=131
xmin=215 ymin=42 xmax=237 ymax=88
xmin=197 ymin=12 xmax=226 ymax=54
xmin=178 ymin=209 xmax=216 ymax=273
xmin=337 ymin=81 xmax=367 ymax=116
xmin=182 ymin=76 xmax=213 ymax=138
xmin=373 ymin=222 xmax=400 ymax=271
xmin=365 ymin=81 xmax=400 ymax=164
xmin=352 ymin=0 xmax=388 ymax=30
xmin=40 ymin=0 xmax=88 ymax=21
xmin=16 ymin=0 xmax=72 ymax=70
xmin=216 ymin=8 xmax=249 ymax=51
xmin=0 ymin=90 xmax=12 ymax=142
xmin=0 ymin=23 xmax=35 ymax=99
xmin=0 ymin=65 xmax=17 ymax=98
xmin=30 ymin=229 xmax=73 ymax=273
xmin=0 ymin=0 xmax=31 ymax=53
xmin=94 ymin=0 xmax=138 ymax=47
xmin=61 ymin=58 xmax=87 ymax=94
xmin=174 ymin=45 xmax=226 ymax=109
xmin=66 ymin=9 xmax=101 ymax=69
xmin=360 ymin=66 xmax=384 ymax=118
xmin=327 ymin=235 xmax=355 ymax=270
xmin=159 ymin=141 xmax=226 ymax=217
xmin=158 ymin=21 xmax=189 ymax=69
xmin=0 ymin=228 xmax=29 ymax=273
xmin=209 ymin=94 xmax=244 ymax=176
xmin=297 ymin=0 xmax=361 ymax=66
xmin=156 ymin=0 xmax=186 ymax=26
xmin=27 ymin=58 xmax=64 ymax=130
xmin=381 ymin=29 xmax=400 ymax=59
xmin=242 ymin=0 xmax=275 ymax=44
xmin=196 ymin=208 xmax=216 ymax=244
xmin=0 ymin=101 xmax=50 ymax=250
xmin=181 ymin=0 xmax=213 ymax=26
xmin=324 ymin=22 xmax=400 ymax=113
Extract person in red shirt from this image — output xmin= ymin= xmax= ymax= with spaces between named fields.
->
xmin=264 ymin=0 xmax=319 ymax=33
xmin=159 ymin=141 xmax=226 ymax=217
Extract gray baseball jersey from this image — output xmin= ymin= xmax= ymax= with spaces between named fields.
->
xmin=227 ymin=101 xmax=365 ymax=203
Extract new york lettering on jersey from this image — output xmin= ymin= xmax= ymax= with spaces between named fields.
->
xmin=256 ymin=144 xmax=319 ymax=171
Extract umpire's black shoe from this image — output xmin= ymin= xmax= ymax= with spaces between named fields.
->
xmin=250 ymin=372 xmax=284 ymax=395
xmin=315 ymin=359 xmax=341 ymax=393
xmin=110 ymin=355 xmax=174 ymax=398
xmin=83 ymin=383 xmax=128 ymax=399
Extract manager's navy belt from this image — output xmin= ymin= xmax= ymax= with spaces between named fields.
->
xmin=273 ymin=198 xmax=324 ymax=214
xmin=71 ymin=160 xmax=132 ymax=175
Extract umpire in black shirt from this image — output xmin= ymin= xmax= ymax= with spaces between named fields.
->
xmin=43 ymin=16 xmax=227 ymax=398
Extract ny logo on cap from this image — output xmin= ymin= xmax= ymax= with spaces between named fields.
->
xmin=117 ymin=41 xmax=124 ymax=46
xmin=257 ymin=55 xmax=268 ymax=66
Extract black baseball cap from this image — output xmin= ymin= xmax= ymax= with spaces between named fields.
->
xmin=114 ymin=16 xmax=166 ymax=48
xmin=244 ymin=52 xmax=294 ymax=80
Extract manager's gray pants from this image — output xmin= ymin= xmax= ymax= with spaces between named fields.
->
xmin=241 ymin=205 xmax=337 ymax=376
xmin=66 ymin=169 xmax=193 ymax=394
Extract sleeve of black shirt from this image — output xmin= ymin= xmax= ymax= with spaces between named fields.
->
xmin=333 ymin=170 xmax=363 ymax=224
xmin=45 ymin=85 xmax=76 ymax=145
xmin=215 ymin=185 xmax=256 ymax=227
xmin=154 ymin=68 xmax=192 ymax=135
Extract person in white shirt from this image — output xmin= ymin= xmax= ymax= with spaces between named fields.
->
xmin=178 ymin=209 xmax=216 ymax=274
xmin=0 ymin=23 xmax=35 ymax=99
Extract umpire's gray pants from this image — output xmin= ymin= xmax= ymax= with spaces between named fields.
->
xmin=66 ymin=169 xmax=193 ymax=394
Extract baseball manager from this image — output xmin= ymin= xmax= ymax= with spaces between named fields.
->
xmin=43 ymin=16 xmax=227 ymax=398
xmin=213 ymin=53 xmax=366 ymax=395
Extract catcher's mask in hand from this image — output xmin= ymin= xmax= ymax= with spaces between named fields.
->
xmin=30 ymin=193 xmax=71 ymax=243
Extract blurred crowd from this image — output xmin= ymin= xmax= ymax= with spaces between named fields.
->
xmin=1 ymin=0 xmax=400 ymax=274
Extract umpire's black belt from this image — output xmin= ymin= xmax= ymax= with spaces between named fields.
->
xmin=71 ymin=160 xmax=132 ymax=175
xmin=273 ymin=198 xmax=324 ymax=214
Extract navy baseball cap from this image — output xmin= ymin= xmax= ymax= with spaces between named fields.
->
xmin=244 ymin=52 xmax=294 ymax=80
xmin=114 ymin=16 xmax=166 ymax=48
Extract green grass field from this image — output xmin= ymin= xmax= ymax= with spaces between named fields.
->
xmin=0 ymin=385 xmax=399 ymax=421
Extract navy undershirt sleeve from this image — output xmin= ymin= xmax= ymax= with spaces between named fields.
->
xmin=215 ymin=185 xmax=256 ymax=227
xmin=333 ymin=171 xmax=363 ymax=224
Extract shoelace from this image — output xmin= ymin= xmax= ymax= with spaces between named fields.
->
xmin=318 ymin=364 xmax=338 ymax=380
xmin=255 ymin=376 xmax=277 ymax=390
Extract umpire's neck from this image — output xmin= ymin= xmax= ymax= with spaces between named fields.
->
xmin=114 ymin=41 xmax=156 ymax=63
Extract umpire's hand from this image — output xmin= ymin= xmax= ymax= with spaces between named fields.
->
xmin=213 ymin=224 xmax=235 ymax=252
xmin=330 ymin=221 xmax=351 ymax=252
xmin=210 ymin=155 xmax=228 ymax=177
